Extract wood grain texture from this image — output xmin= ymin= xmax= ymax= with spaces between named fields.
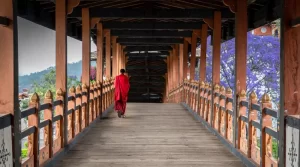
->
xmin=82 ymin=8 xmax=91 ymax=86
xmin=56 ymin=103 xmax=245 ymax=167
xmin=106 ymin=30 xmax=111 ymax=78
xmin=183 ymin=40 xmax=188 ymax=81
xmin=0 ymin=0 xmax=14 ymax=114
xmin=96 ymin=23 xmax=103 ymax=82
xmin=55 ymin=0 xmax=67 ymax=92
xmin=283 ymin=0 xmax=300 ymax=115
xmin=235 ymin=0 xmax=247 ymax=93
xmin=212 ymin=11 xmax=221 ymax=85
xmin=190 ymin=32 xmax=197 ymax=80
xmin=200 ymin=24 xmax=208 ymax=82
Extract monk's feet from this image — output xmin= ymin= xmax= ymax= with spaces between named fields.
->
xmin=121 ymin=115 xmax=126 ymax=118
xmin=117 ymin=111 xmax=121 ymax=118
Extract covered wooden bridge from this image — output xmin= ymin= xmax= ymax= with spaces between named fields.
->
xmin=0 ymin=0 xmax=300 ymax=167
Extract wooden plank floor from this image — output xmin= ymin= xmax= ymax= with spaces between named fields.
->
xmin=57 ymin=103 xmax=245 ymax=167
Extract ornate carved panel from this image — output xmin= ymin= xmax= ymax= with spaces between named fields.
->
xmin=0 ymin=125 xmax=12 ymax=167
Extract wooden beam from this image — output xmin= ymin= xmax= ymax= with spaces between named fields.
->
xmin=96 ymin=23 xmax=103 ymax=82
xmin=190 ymin=32 xmax=197 ymax=80
xmin=124 ymin=46 xmax=173 ymax=52
xmin=110 ymin=30 xmax=193 ymax=38
xmin=117 ymin=38 xmax=184 ymax=44
xmin=126 ymin=52 xmax=169 ymax=56
xmin=69 ymin=8 xmax=235 ymax=19
xmin=103 ymin=22 xmax=203 ymax=30
xmin=105 ymin=30 xmax=111 ymax=78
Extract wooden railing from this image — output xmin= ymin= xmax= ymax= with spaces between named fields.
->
xmin=0 ymin=78 xmax=115 ymax=167
xmin=168 ymin=80 xmax=300 ymax=167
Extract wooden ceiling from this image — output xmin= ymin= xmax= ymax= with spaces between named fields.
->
xmin=18 ymin=0 xmax=280 ymax=102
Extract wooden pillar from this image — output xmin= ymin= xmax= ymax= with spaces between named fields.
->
xmin=200 ymin=24 xmax=208 ymax=82
xmin=280 ymin=0 xmax=300 ymax=166
xmin=112 ymin=36 xmax=117 ymax=77
xmin=183 ymin=39 xmax=188 ymax=81
xmin=96 ymin=23 xmax=103 ymax=82
xmin=82 ymin=8 xmax=90 ymax=127
xmin=55 ymin=0 xmax=67 ymax=92
xmin=179 ymin=44 xmax=184 ymax=84
xmin=179 ymin=43 xmax=184 ymax=102
xmin=190 ymin=32 xmax=197 ymax=80
xmin=82 ymin=8 xmax=91 ymax=85
xmin=0 ymin=0 xmax=21 ymax=165
xmin=55 ymin=0 xmax=68 ymax=147
xmin=233 ymin=0 xmax=247 ymax=149
xmin=174 ymin=45 xmax=179 ymax=88
xmin=0 ymin=0 xmax=17 ymax=114
xmin=212 ymin=11 xmax=221 ymax=86
xmin=105 ymin=30 xmax=111 ymax=78
xmin=170 ymin=51 xmax=174 ymax=89
xmin=167 ymin=56 xmax=170 ymax=99
xmin=117 ymin=43 xmax=121 ymax=72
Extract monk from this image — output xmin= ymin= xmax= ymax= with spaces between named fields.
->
xmin=114 ymin=69 xmax=130 ymax=118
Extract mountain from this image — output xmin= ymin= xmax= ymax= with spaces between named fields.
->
xmin=19 ymin=60 xmax=96 ymax=92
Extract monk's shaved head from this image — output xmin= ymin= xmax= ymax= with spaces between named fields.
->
xmin=120 ymin=69 xmax=126 ymax=74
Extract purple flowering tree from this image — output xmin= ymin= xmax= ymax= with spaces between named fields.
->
xmin=196 ymin=32 xmax=280 ymax=103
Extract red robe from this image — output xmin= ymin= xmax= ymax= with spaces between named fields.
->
xmin=114 ymin=74 xmax=130 ymax=114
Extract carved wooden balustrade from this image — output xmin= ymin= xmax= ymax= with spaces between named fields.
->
xmin=15 ymin=79 xmax=114 ymax=167
xmin=172 ymin=82 xmax=299 ymax=167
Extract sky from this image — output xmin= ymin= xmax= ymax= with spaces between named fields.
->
xmin=18 ymin=17 xmax=97 ymax=76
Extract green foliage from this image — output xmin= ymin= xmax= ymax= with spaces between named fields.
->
xmin=256 ymin=138 xmax=278 ymax=159
xmin=20 ymin=99 xmax=29 ymax=110
xmin=21 ymin=149 xmax=28 ymax=158
xmin=22 ymin=141 xmax=28 ymax=158
xmin=31 ymin=68 xmax=80 ymax=100
xmin=19 ymin=61 xmax=83 ymax=92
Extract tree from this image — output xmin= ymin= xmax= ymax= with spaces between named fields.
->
xmin=31 ymin=68 xmax=81 ymax=100
xmin=196 ymin=32 xmax=280 ymax=103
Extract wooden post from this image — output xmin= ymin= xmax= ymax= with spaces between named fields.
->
xmin=280 ymin=0 xmax=300 ymax=166
xmin=179 ymin=44 xmax=184 ymax=102
xmin=111 ymin=36 xmax=117 ymax=77
xmin=169 ymin=50 xmax=173 ymax=90
xmin=174 ymin=44 xmax=179 ymax=89
xmin=96 ymin=23 xmax=103 ymax=82
xmin=183 ymin=39 xmax=188 ymax=81
xmin=200 ymin=24 xmax=208 ymax=82
xmin=190 ymin=32 xmax=197 ymax=80
xmin=28 ymin=93 xmax=40 ymax=166
xmin=234 ymin=0 xmax=247 ymax=148
xmin=167 ymin=56 xmax=170 ymax=100
xmin=209 ymin=11 xmax=222 ymax=132
xmin=55 ymin=0 xmax=68 ymax=148
xmin=82 ymin=8 xmax=90 ymax=126
xmin=0 ymin=0 xmax=20 ymax=164
xmin=105 ymin=30 xmax=111 ymax=78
